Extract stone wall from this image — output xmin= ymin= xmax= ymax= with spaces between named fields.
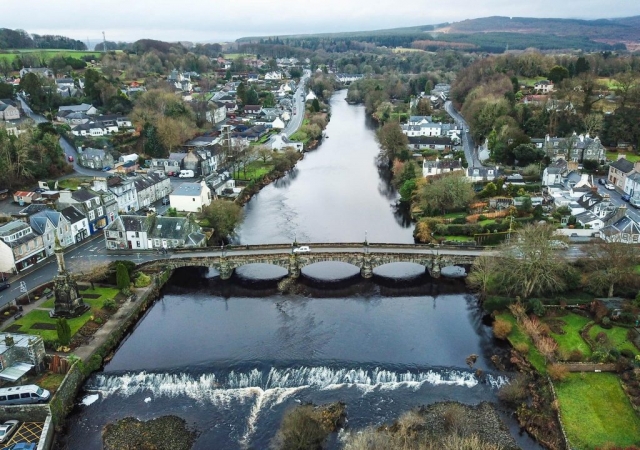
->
xmin=37 ymin=415 xmax=54 ymax=450
xmin=0 ymin=404 xmax=50 ymax=422
xmin=49 ymin=361 xmax=84 ymax=427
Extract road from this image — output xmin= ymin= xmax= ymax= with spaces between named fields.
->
xmin=269 ymin=70 xmax=310 ymax=143
xmin=444 ymin=101 xmax=482 ymax=168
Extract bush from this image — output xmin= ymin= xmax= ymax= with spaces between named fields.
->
xmin=548 ymin=364 xmax=569 ymax=381
xmin=116 ymin=263 xmax=130 ymax=291
xmin=493 ymin=318 xmax=513 ymax=340
xmin=56 ymin=318 xmax=71 ymax=346
xmin=452 ymin=217 xmax=467 ymax=224
xmin=478 ymin=214 xmax=488 ymax=221
xmin=568 ymin=349 xmax=584 ymax=362
xmin=601 ymin=316 xmax=612 ymax=329
xmin=134 ymin=272 xmax=151 ymax=288
xmin=528 ymin=298 xmax=545 ymax=317
xmin=620 ymin=349 xmax=635 ymax=359
xmin=498 ymin=374 xmax=529 ymax=405
xmin=103 ymin=298 xmax=117 ymax=311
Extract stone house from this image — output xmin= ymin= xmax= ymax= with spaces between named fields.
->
xmin=599 ymin=206 xmax=640 ymax=244
xmin=0 ymin=333 xmax=47 ymax=380
xmin=93 ymin=176 xmax=138 ymax=213
xmin=104 ymin=214 xmax=155 ymax=250
xmin=532 ymin=133 xmax=605 ymax=163
xmin=0 ymin=221 xmax=47 ymax=272
xmin=78 ymin=148 xmax=115 ymax=170
xmin=0 ymin=101 xmax=20 ymax=121
xmin=133 ymin=171 xmax=172 ymax=210
xmin=104 ymin=215 xmax=206 ymax=250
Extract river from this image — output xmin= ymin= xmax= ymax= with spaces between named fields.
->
xmin=61 ymin=91 xmax=539 ymax=449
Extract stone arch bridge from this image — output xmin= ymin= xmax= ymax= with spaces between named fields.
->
xmin=141 ymin=243 xmax=488 ymax=280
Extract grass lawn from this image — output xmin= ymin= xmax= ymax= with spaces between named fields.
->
xmin=34 ymin=372 xmax=66 ymax=394
xmin=240 ymin=161 xmax=274 ymax=181
xmin=223 ymin=53 xmax=255 ymax=59
xmin=40 ymin=287 xmax=118 ymax=309
xmin=498 ymin=313 xmax=547 ymax=373
xmin=10 ymin=309 xmax=92 ymax=341
xmin=441 ymin=235 xmax=474 ymax=242
xmin=442 ymin=212 xmax=466 ymax=219
xmin=607 ymin=151 xmax=640 ymax=163
xmin=518 ymin=76 xmax=548 ymax=86
xmin=58 ymin=177 xmax=91 ymax=191
xmin=0 ymin=50 xmax=102 ymax=62
xmin=477 ymin=219 xmax=497 ymax=226
xmin=544 ymin=313 xmax=592 ymax=358
xmin=588 ymin=324 xmax=638 ymax=355
xmin=555 ymin=373 xmax=640 ymax=449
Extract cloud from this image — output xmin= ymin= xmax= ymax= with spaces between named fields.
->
xmin=5 ymin=0 xmax=640 ymax=43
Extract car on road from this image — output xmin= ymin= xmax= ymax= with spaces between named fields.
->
xmin=293 ymin=246 xmax=310 ymax=253
xmin=0 ymin=282 xmax=9 ymax=292
xmin=102 ymin=166 xmax=111 ymax=172
xmin=162 ymin=197 xmax=170 ymax=205
xmin=605 ymin=182 xmax=616 ymax=190
xmin=598 ymin=178 xmax=606 ymax=185
xmin=2 ymin=443 xmax=37 ymax=450
xmin=622 ymin=193 xmax=631 ymax=202
xmin=67 ymin=155 xmax=74 ymax=162
xmin=0 ymin=420 xmax=19 ymax=444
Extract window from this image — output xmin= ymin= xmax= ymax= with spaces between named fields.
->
xmin=88 ymin=211 xmax=95 ymax=221
xmin=0 ymin=396 xmax=6 ymax=401
xmin=7 ymin=394 xmax=19 ymax=400
xmin=20 ymin=393 xmax=30 ymax=399
xmin=136 ymin=241 xmax=141 ymax=248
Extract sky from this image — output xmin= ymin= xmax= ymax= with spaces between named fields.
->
xmin=5 ymin=0 xmax=640 ymax=46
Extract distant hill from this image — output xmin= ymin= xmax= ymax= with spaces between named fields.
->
xmin=236 ymin=15 xmax=640 ymax=52
xmin=435 ymin=16 xmax=640 ymax=43
xmin=0 ymin=28 xmax=87 ymax=50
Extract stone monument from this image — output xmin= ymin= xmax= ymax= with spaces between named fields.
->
xmin=52 ymin=238 xmax=89 ymax=318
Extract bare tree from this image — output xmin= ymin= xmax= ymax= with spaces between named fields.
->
xmin=499 ymin=224 xmax=568 ymax=299
xmin=582 ymin=113 xmax=603 ymax=136
xmin=466 ymin=255 xmax=500 ymax=295
xmin=584 ymin=241 xmax=640 ymax=297
xmin=75 ymin=261 xmax=111 ymax=290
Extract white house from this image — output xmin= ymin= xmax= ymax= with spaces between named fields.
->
xmin=534 ymin=80 xmax=554 ymax=94
xmin=265 ymin=71 xmax=283 ymax=80
xmin=422 ymin=158 xmax=464 ymax=178
xmin=542 ymin=159 xmax=568 ymax=186
xmin=169 ymin=181 xmax=211 ymax=213
xmin=466 ymin=166 xmax=500 ymax=182
xmin=0 ymin=240 xmax=14 ymax=274
xmin=271 ymin=133 xmax=303 ymax=152
xmin=60 ymin=206 xmax=90 ymax=243
xmin=624 ymin=172 xmax=640 ymax=199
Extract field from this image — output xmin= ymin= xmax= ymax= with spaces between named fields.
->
xmin=0 ymin=49 xmax=102 ymax=62
xmin=555 ymin=373 xmax=640 ymax=449
xmin=588 ymin=324 xmax=638 ymax=355
xmin=607 ymin=151 xmax=640 ymax=163
xmin=544 ymin=313 xmax=592 ymax=358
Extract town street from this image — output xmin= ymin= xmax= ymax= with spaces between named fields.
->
xmin=445 ymin=100 xmax=483 ymax=168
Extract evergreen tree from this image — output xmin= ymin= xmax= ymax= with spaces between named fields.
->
xmin=116 ymin=262 xmax=130 ymax=291
xmin=236 ymin=82 xmax=247 ymax=105
xmin=143 ymin=123 xmax=165 ymax=157
xmin=311 ymin=98 xmax=320 ymax=112
xmin=246 ymin=88 xmax=259 ymax=105
xmin=56 ymin=318 xmax=71 ymax=346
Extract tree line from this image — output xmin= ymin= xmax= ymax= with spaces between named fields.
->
xmin=0 ymin=28 xmax=87 ymax=50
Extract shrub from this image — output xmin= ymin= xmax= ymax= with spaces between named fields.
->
xmin=134 ymin=272 xmax=151 ymax=288
xmin=94 ymin=317 xmax=103 ymax=325
xmin=56 ymin=318 xmax=71 ymax=346
xmin=528 ymin=298 xmax=545 ymax=317
xmin=601 ymin=317 xmax=612 ymax=329
xmin=492 ymin=318 xmax=513 ymax=340
xmin=116 ymin=263 xmax=130 ymax=291
xmin=452 ymin=217 xmax=467 ymax=225
xmin=514 ymin=342 xmax=529 ymax=354
xmin=103 ymin=298 xmax=117 ymax=311
xmin=568 ymin=349 xmax=584 ymax=362
xmin=478 ymin=214 xmax=488 ymax=221
xmin=620 ymin=349 xmax=635 ymax=359
xmin=498 ymin=374 xmax=529 ymax=405
xmin=548 ymin=364 xmax=569 ymax=381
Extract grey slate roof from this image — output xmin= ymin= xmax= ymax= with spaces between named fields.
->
xmin=60 ymin=206 xmax=85 ymax=224
xmin=610 ymin=158 xmax=635 ymax=173
xmin=171 ymin=183 xmax=203 ymax=196
xmin=29 ymin=216 xmax=50 ymax=235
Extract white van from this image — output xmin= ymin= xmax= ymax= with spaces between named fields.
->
xmin=178 ymin=170 xmax=194 ymax=178
xmin=630 ymin=197 xmax=640 ymax=209
xmin=0 ymin=385 xmax=50 ymax=405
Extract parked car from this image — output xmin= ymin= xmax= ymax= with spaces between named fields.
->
xmin=621 ymin=193 xmax=631 ymax=202
xmin=32 ymin=188 xmax=45 ymax=193
xmin=0 ymin=420 xmax=19 ymax=444
xmin=0 ymin=282 xmax=9 ymax=292
xmin=293 ymin=246 xmax=311 ymax=253
xmin=67 ymin=155 xmax=74 ymax=162
xmin=598 ymin=178 xmax=606 ymax=185
xmin=2 ymin=443 xmax=37 ymax=450
xmin=605 ymin=182 xmax=616 ymax=190
xmin=102 ymin=166 xmax=111 ymax=172
xmin=162 ymin=197 xmax=170 ymax=205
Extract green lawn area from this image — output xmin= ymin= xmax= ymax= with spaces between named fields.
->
xmin=498 ymin=313 xmax=546 ymax=373
xmin=441 ymin=235 xmax=474 ymax=242
xmin=544 ymin=313 xmax=592 ymax=358
xmin=555 ymin=373 xmax=640 ymax=449
xmin=58 ymin=177 xmax=91 ymax=191
xmin=442 ymin=212 xmax=466 ymax=219
xmin=607 ymin=151 xmax=640 ymax=163
xmin=588 ymin=324 xmax=638 ymax=355
xmin=223 ymin=53 xmax=255 ymax=59
xmin=240 ymin=161 xmax=274 ymax=181
xmin=40 ymin=287 xmax=118 ymax=309
xmin=518 ymin=76 xmax=548 ymax=86
xmin=10 ymin=309 xmax=92 ymax=341
xmin=0 ymin=50 xmax=102 ymax=62
xmin=477 ymin=219 xmax=497 ymax=226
